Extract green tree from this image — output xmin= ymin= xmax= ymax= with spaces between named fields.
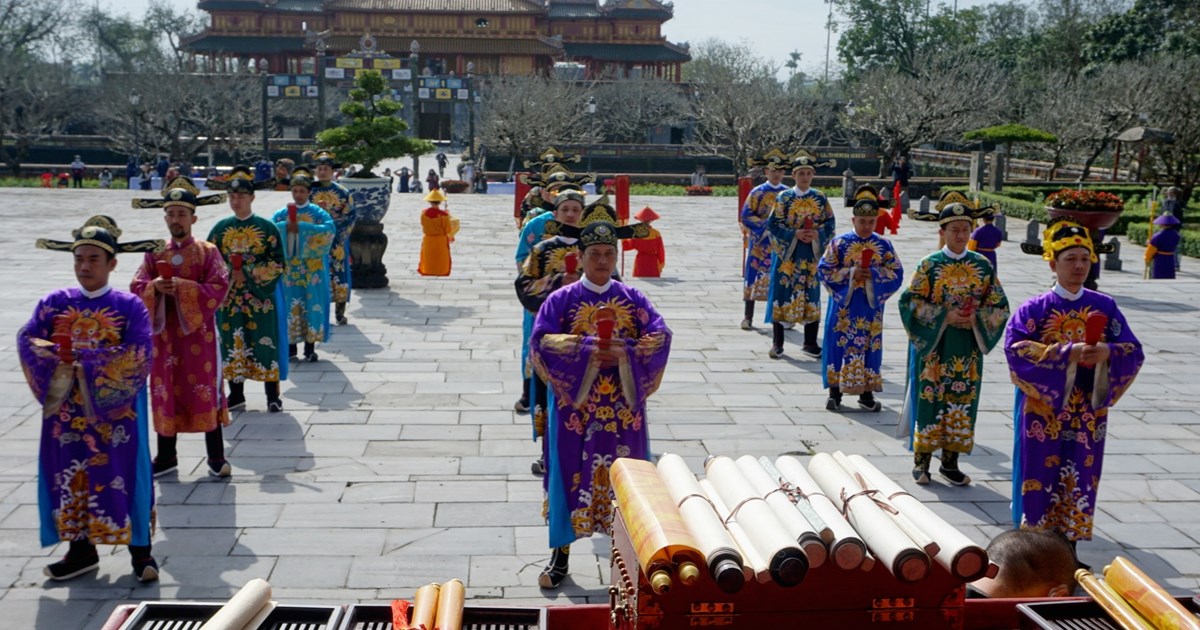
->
xmin=1083 ymin=0 xmax=1200 ymax=66
xmin=317 ymin=69 xmax=434 ymax=178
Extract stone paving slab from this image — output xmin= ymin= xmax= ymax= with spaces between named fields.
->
xmin=0 ymin=181 xmax=1198 ymax=628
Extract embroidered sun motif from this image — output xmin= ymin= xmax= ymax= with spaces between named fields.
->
xmin=62 ymin=306 xmax=125 ymax=349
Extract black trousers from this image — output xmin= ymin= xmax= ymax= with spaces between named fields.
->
xmin=157 ymin=426 xmax=224 ymax=463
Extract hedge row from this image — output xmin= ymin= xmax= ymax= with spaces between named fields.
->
xmin=1124 ymin=223 xmax=1200 ymax=258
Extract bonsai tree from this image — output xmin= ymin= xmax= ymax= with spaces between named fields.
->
xmin=316 ymin=69 xmax=433 ymax=178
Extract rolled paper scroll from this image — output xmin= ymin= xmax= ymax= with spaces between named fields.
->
xmin=52 ymin=331 xmax=73 ymax=364
xmin=197 ymin=578 xmax=273 ymax=630
xmin=861 ymin=550 xmax=876 ymax=573
xmin=1076 ymin=569 xmax=1154 ymax=630
xmin=656 ymin=453 xmax=746 ymax=594
xmin=610 ymin=458 xmax=705 ymax=594
xmin=411 ymin=582 xmax=441 ymax=630
xmin=861 ymin=249 xmax=875 ymax=268
xmin=564 ymin=252 xmax=578 ymax=274
xmin=775 ymin=456 xmax=866 ymax=570
xmin=759 ymin=457 xmax=832 ymax=543
xmin=803 ymin=217 xmax=814 ymax=231
xmin=155 ymin=259 xmax=174 ymax=280
xmin=848 ymin=454 xmax=989 ymax=581
xmin=807 ymin=453 xmax=930 ymax=583
xmin=704 ymin=456 xmax=808 ymax=587
xmin=834 ymin=453 xmax=940 ymax=558
xmin=287 ymin=203 xmax=297 ymax=224
xmin=735 ymin=455 xmax=827 ymax=568
xmin=1104 ymin=556 xmax=1200 ymax=630
xmin=595 ymin=306 xmax=616 ymax=340
xmin=231 ymin=253 xmax=243 ymax=271
xmin=434 ymin=579 xmax=466 ymax=630
xmin=700 ymin=477 xmax=770 ymax=584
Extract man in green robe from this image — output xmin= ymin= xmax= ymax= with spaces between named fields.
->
xmin=207 ymin=170 xmax=287 ymax=412
xmin=899 ymin=202 xmax=1010 ymax=486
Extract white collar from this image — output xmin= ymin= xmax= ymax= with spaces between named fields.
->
xmin=1052 ymin=283 xmax=1085 ymax=301
xmin=581 ymin=277 xmax=612 ymax=294
xmin=942 ymin=245 xmax=968 ymax=260
xmin=79 ymin=285 xmax=112 ymax=299
xmin=793 ymin=186 xmax=811 ymax=194
xmin=556 ymin=236 xmax=578 ymax=245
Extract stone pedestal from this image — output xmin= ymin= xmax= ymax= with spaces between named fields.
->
xmin=1025 ymin=220 xmax=1041 ymax=246
xmin=1104 ymin=237 xmax=1123 ymax=271
xmin=987 ymin=153 xmax=1005 ymax=192
xmin=994 ymin=214 xmax=1009 ymax=241
xmin=969 ymin=151 xmax=986 ymax=192
xmin=350 ymin=221 xmax=389 ymax=289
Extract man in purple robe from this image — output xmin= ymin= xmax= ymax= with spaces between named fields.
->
xmin=1005 ymin=218 xmax=1144 ymax=549
xmin=530 ymin=217 xmax=671 ymax=589
xmin=1145 ymin=213 xmax=1182 ymax=279
xmin=967 ymin=208 xmax=1004 ymax=272
xmin=18 ymin=216 xmax=164 ymax=582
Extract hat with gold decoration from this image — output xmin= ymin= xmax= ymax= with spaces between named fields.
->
xmin=524 ymin=147 xmax=582 ymax=172
xmin=851 ymin=185 xmax=882 ymax=218
xmin=556 ymin=196 xmax=652 ymax=249
xmin=290 ymin=166 xmax=316 ymax=190
xmin=1015 ymin=217 xmax=1097 ymax=262
xmin=748 ymin=148 xmax=791 ymax=171
xmin=36 ymin=215 xmax=165 ymax=255
xmin=790 ymin=150 xmax=836 ymax=172
xmin=131 ymin=176 xmax=227 ymax=210
xmin=207 ymin=164 xmax=273 ymax=193
xmin=910 ymin=190 xmax=992 ymax=225
xmin=313 ymin=151 xmax=341 ymax=168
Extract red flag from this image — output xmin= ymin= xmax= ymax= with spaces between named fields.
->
xmin=891 ymin=180 xmax=903 ymax=228
xmin=615 ymin=175 xmax=631 ymax=222
xmin=514 ymin=175 xmax=531 ymax=221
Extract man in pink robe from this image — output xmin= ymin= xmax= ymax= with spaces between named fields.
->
xmin=131 ymin=179 xmax=233 ymax=478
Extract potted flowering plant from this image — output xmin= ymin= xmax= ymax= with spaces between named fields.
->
xmin=685 ymin=185 xmax=713 ymax=196
xmin=1044 ymin=189 xmax=1125 ymax=230
xmin=440 ymin=179 xmax=470 ymax=194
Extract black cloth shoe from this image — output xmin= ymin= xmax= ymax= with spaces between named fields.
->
xmin=207 ymin=458 xmax=232 ymax=478
xmin=825 ymin=397 xmax=842 ymax=412
xmin=857 ymin=394 xmax=882 ymax=412
xmin=801 ymin=345 xmax=822 ymax=358
xmin=538 ymin=546 xmax=570 ymax=589
xmin=43 ymin=542 xmax=99 ymax=581
xmin=514 ymin=398 xmax=530 ymax=413
xmin=304 ymin=351 xmax=319 ymax=363
xmin=335 ymin=302 xmax=348 ymax=326
xmin=531 ymin=458 xmax=545 ymax=476
xmin=912 ymin=468 xmax=931 ymax=485
xmin=267 ymin=398 xmax=283 ymax=413
xmin=132 ymin=556 xmax=159 ymax=583
xmin=938 ymin=466 xmax=971 ymax=486
xmin=152 ymin=457 xmax=178 ymax=478
xmin=226 ymin=392 xmax=246 ymax=411
xmin=768 ymin=345 xmax=784 ymax=359
xmin=288 ymin=344 xmax=298 ymax=358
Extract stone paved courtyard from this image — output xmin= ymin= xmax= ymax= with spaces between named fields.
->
xmin=0 ymin=184 xmax=1198 ymax=628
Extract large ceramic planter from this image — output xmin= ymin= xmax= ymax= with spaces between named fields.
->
xmin=341 ymin=177 xmax=393 ymax=289
xmin=1045 ymin=205 xmax=1124 ymax=290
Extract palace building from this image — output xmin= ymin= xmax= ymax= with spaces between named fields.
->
xmin=183 ymin=0 xmax=691 ymax=81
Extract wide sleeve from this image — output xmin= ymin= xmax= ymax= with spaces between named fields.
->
xmin=898 ymin=258 xmax=948 ymax=360
xmin=622 ymin=290 xmax=672 ymax=406
xmin=1145 ymin=230 xmax=1164 ymax=264
xmin=817 ymin=238 xmax=851 ymax=304
xmin=816 ymin=196 xmax=836 ymax=250
xmin=515 ymin=245 xmax=568 ymax=314
xmin=740 ymin=190 xmax=767 ymax=234
xmin=172 ymin=245 xmax=231 ymax=335
xmin=766 ymin=194 xmax=796 ymax=248
xmin=972 ymin=262 xmax=1010 ymax=354
xmin=873 ymin=240 xmax=905 ymax=304
xmin=515 ymin=220 xmax=539 ymax=263
xmin=529 ymin=289 xmax=599 ymax=407
xmin=1004 ymin=298 xmax=1073 ymax=410
xmin=246 ymin=220 xmax=285 ymax=301
xmin=17 ymin=296 xmax=152 ymax=420
xmin=129 ymin=252 xmax=163 ymax=334
xmin=1090 ymin=297 xmax=1144 ymax=410
xmin=276 ymin=214 xmax=335 ymax=260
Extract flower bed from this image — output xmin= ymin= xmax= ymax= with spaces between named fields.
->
xmin=1044 ymin=189 xmax=1125 ymax=213
xmin=440 ymin=179 xmax=469 ymax=194
xmin=685 ymin=185 xmax=713 ymax=196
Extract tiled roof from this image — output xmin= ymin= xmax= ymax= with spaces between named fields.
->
xmin=183 ymin=34 xmax=309 ymax=53
xmin=548 ymin=4 xmax=603 ymax=18
xmin=327 ymin=35 xmax=563 ymax=55
xmin=564 ymin=41 xmax=689 ymax=62
xmin=323 ymin=0 xmax=546 ymax=12
xmin=199 ymin=0 xmax=323 ymax=11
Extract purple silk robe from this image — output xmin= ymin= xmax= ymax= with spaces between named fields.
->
xmin=968 ymin=223 xmax=1003 ymax=272
xmin=1147 ymin=228 xmax=1180 ymax=279
xmin=1005 ymin=288 xmax=1143 ymax=541
xmin=531 ymin=280 xmax=671 ymax=548
xmin=18 ymin=288 xmax=155 ymax=547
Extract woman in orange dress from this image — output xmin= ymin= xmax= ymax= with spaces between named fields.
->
xmin=418 ymin=189 xmax=459 ymax=276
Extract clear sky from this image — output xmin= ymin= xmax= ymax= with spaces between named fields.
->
xmin=99 ymin=0 xmax=996 ymax=79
